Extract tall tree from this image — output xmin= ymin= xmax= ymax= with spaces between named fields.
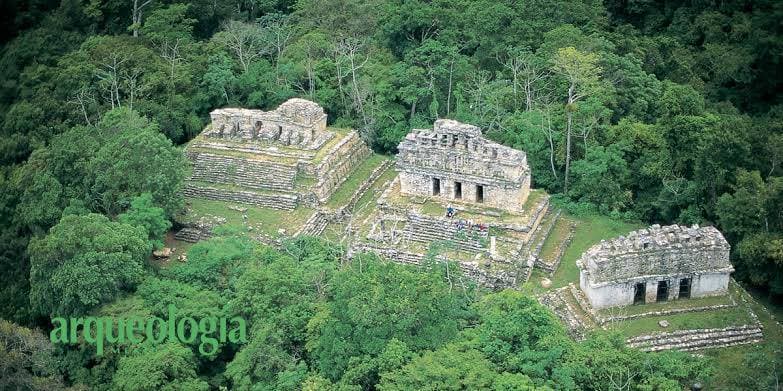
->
xmin=551 ymin=47 xmax=601 ymax=193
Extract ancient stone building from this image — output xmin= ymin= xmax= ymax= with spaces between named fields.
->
xmin=577 ymin=224 xmax=733 ymax=309
xmin=181 ymin=98 xmax=370 ymax=211
xmin=396 ymin=119 xmax=531 ymax=213
xmin=204 ymin=98 xmax=331 ymax=150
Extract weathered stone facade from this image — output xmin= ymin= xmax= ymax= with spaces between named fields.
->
xmin=397 ymin=119 xmax=531 ymax=213
xmin=577 ymin=224 xmax=733 ymax=309
xmin=180 ymin=99 xmax=370 ymax=212
xmin=204 ymin=98 xmax=330 ymax=150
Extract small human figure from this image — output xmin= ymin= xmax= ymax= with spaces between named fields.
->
xmin=446 ymin=205 xmax=455 ymax=218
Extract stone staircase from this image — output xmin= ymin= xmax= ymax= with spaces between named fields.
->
xmin=174 ymin=227 xmax=212 ymax=243
xmin=349 ymin=243 xmax=517 ymax=289
xmin=183 ymin=184 xmax=298 ymax=210
xmin=297 ymin=210 xmax=330 ymax=237
xmin=529 ymin=209 xmax=560 ymax=269
xmin=188 ymin=151 xmax=297 ymax=191
xmin=538 ymin=286 xmax=590 ymax=341
xmin=626 ymin=325 xmax=764 ymax=352
xmin=403 ymin=213 xmax=488 ymax=252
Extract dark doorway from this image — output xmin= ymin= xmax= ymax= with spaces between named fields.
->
xmin=432 ymin=178 xmax=441 ymax=196
xmin=634 ymin=283 xmax=645 ymax=305
xmin=656 ymin=280 xmax=669 ymax=302
xmin=476 ymin=185 xmax=484 ymax=203
xmin=454 ymin=181 xmax=462 ymax=199
xmin=679 ymin=278 xmax=691 ymax=299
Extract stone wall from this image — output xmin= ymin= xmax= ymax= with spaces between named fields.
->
xmin=577 ymin=224 xmax=734 ymax=309
xmin=205 ymin=98 xmax=330 ymax=150
xmin=311 ymin=131 xmax=371 ymax=202
xmin=396 ymin=119 xmax=531 ymax=213
xmin=183 ymin=184 xmax=298 ymax=210
xmin=349 ymin=243 xmax=520 ymax=289
xmin=187 ymin=151 xmax=297 ymax=191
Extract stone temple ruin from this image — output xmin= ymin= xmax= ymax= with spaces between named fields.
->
xmin=183 ymin=98 xmax=369 ymax=208
xmin=352 ymin=119 xmax=552 ymax=289
xmin=175 ymin=99 xmax=370 ymax=241
xmin=577 ymin=224 xmax=733 ymax=309
xmin=397 ymin=119 xmax=531 ymax=213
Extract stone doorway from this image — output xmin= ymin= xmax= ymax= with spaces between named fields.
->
xmin=679 ymin=278 xmax=691 ymax=299
xmin=634 ymin=283 xmax=645 ymax=305
xmin=656 ymin=280 xmax=669 ymax=302
xmin=476 ymin=185 xmax=484 ymax=203
xmin=454 ymin=181 xmax=462 ymax=199
xmin=432 ymin=178 xmax=440 ymax=196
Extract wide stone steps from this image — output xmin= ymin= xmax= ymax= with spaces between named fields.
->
xmin=538 ymin=288 xmax=588 ymax=341
xmin=626 ymin=325 xmax=764 ymax=352
xmin=530 ymin=209 xmax=561 ymax=270
xmin=188 ymin=152 xmax=297 ymax=191
xmin=174 ymin=227 xmax=212 ymax=243
xmin=298 ymin=211 xmax=330 ymax=237
xmin=183 ymin=185 xmax=297 ymax=210
xmin=403 ymin=215 xmax=487 ymax=252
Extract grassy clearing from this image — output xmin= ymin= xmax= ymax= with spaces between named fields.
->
xmin=326 ymin=154 xmax=390 ymax=208
xmin=596 ymin=287 xmax=737 ymax=317
xmin=184 ymin=198 xmax=313 ymax=236
xmin=609 ymin=304 xmax=755 ymax=338
xmin=549 ymin=215 xmax=643 ymax=289
xmin=538 ymin=216 xmax=573 ymax=261
xmin=702 ymin=286 xmax=783 ymax=388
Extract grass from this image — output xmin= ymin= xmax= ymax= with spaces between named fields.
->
xmin=538 ymin=216 xmax=573 ymax=261
xmin=701 ymin=285 xmax=783 ymax=389
xmin=325 ymin=154 xmax=390 ymax=208
xmin=609 ymin=304 xmax=755 ymax=338
xmin=183 ymin=198 xmax=313 ymax=237
xmin=596 ymin=289 xmax=735 ymax=318
xmin=548 ymin=215 xmax=643 ymax=289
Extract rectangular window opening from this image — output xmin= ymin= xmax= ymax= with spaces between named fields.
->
xmin=476 ymin=185 xmax=484 ymax=203
xmin=432 ymin=178 xmax=441 ymax=196
xmin=454 ymin=181 xmax=462 ymax=199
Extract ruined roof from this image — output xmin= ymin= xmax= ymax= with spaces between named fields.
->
xmin=577 ymin=224 xmax=733 ymax=285
xmin=276 ymin=98 xmax=327 ymax=124
xmin=396 ymin=119 xmax=529 ymax=184
xmin=209 ymin=98 xmax=326 ymax=127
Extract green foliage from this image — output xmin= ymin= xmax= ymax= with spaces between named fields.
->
xmin=28 ymin=213 xmax=149 ymax=316
xmin=0 ymin=319 xmax=64 ymax=390
xmin=111 ymin=342 xmax=209 ymax=391
xmin=378 ymin=343 xmax=543 ymax=391
xmin=165 ymin=233 xmax=256 ymax=291
xmin=88 ymin=109 xmax=187 ymax=217
xmin=118 ymin=193 xmax=172 ymax=250
xmin=306 ymin=254 xmax=470 ymax=380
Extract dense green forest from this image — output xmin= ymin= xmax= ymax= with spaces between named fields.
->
xmin=1 ymin=0 xmax=783 ymax=389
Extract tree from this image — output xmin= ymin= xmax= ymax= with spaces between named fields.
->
xmin=551 ymin=47 xmax=602 ymax=193
xmin=0 ymin=319 xmax=64 ymax=390
xmin=88 ymin=108 xmax=187 ymax=217
xmin=306 ymin=255 xmax=469 ymax=380
xmin=215 ymin=20 xmax=266 ymax=73
xmin=28 ymin=213 xmax=148 ymax=316
xmin=111 ymin=342 xmax=209 ymax=390
xmin=118 ymin=193 xmax=171 ymax=250
xmin=378 ymin=344 xmax=543 ymax=391
xmin=130 ymin=0 xmax=154 ymax=38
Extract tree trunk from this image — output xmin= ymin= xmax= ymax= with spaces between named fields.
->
xmin=564 ymin=84 xmax=575 ymax=193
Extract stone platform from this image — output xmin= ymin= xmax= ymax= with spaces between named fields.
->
xmin=348 ymin=175 xmax=554 ymax=289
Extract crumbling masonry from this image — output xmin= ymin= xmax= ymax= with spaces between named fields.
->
xmin=397 ymin=119 xmax=531 ymax=213
xmin=577 ymin=224 xmax=733 ymax=309
xmin=182 ymin=99 xmax=370 ymax=210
